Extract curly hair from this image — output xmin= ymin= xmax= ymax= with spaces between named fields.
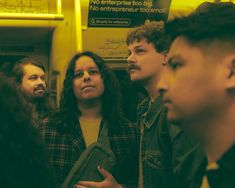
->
xmin=58 ymin=51 xmax=124 ymax=132
xmin=165 ymin=2 xmax=235 ymax=49
xmin=126 ymin=21 xmax=169 ymax=53
xmin=0 ymin=73 xmax=56 ymax=188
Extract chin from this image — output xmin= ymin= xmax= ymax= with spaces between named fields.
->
xmin=130 ymin=76 xmax=142 ymax=83
xmin=167 ymin=113 xmax=182 ymax=126
xmin=34 ymin=94 xmax=46 ymax=98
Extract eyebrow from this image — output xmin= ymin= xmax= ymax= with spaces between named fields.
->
xmin=28 ymin=73 xmax=45 ymax=76
xmin=74 ymin=67 xmax=98 ymax=72
xmin=128 ymin=43 xmax=144 ymax=50
xmin=134 ymin=44 xmax=145 ymax=49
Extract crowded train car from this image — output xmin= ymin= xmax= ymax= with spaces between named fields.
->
xmin=0 ymin=1 xmax=235 ymax=188
xmin=1 ymin=0 xmax=231 ymax=110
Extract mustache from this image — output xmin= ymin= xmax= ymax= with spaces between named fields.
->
xmin=34 ymin=84 xmax=46 ymax=91
xmin=127 ymin=64 xmax=141 ymax=72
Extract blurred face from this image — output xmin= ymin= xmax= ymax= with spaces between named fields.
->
xmin=158 ymin=37 xmax=227 ymax=128
xmin=127 ymin=40 xmax=165 ymax=85
xmin=73 ymin=56 xmax=105 ymax=102
xmin=21 ymin=64 xmax=46 ymax=99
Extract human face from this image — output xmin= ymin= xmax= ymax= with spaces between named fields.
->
xmin=73 ymin=56 xmax=104 ymax=102
xmin=158 ymin=37 xmax=227 ymax=127
xmin=127 ymin=40 xmax=165 ymax=85
xmin=21 ymin=64 xmax=46 ymax=99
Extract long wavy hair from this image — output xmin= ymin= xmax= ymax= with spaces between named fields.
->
xmin=10 ymin=57 xmax=53 ymax=120
xmin=58 ymin=51 xmax=124 ymax=132
xmin=0 ymin=73 xmax=56 ymax=188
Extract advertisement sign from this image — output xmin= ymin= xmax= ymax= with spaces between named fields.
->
xmin=88 ymin=0 xmax=172 ymax=27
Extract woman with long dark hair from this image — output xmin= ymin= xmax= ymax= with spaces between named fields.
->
xmin=40 ymin=51 xmax=138 ymax=187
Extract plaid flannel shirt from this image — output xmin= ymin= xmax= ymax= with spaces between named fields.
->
xmin=39 ymin=116 xmax=138 ymax=187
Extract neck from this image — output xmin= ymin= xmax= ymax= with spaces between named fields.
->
xmin=77 ymin=99 xmax=102 ymax=119
xmin=143 ymin=79 xmax=160 ymax=101
xmin=186 ymin=105 xmax=235 ymax=163
xmin=203 ymin=115 xmax=235 ymax=163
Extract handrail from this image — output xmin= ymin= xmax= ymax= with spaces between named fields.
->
xmin=0 ymin=0 xmax=64 ymax=20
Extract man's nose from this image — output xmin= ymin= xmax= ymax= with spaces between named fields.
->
xmin=127 ymin=53 xmax=136 ymax=64
xmin=37 ymin=78 xmax=45 ymax=85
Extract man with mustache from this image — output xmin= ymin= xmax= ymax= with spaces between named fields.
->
xmin=126 ymin=21 xmax=204 ymax=188
xmin=11 ymin=57 xmax=52 ymax=123
xmin=126 ymin=21 xmax=176 ymax=188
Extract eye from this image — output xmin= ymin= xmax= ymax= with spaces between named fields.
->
xmin=74 ymin=71 xmax=84 ymax=79
xmin=168 ymin=60 xmax=182 ymax=71
xmin=135 ymin=48 xmax=146 ymax=55
xmin=88 ymin=69 xmax=100 ymax=75
xmin=40 ymin=76 xmax=46 ymax=81
xmin=29 ymin=75 xmax=38 ymax=80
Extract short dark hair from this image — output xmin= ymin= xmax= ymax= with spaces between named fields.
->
xmin=0 ymin=73 xmax=56 ymax=188
xmin=11 ymin=57 xmax=45 ymax=84
xmin=165 ymin=2 xmax=235 ymax=49
xmin=126 ymin=21 xmax=169 ymax=53
xmin=59 ymin=51 xmax=124 ymax=132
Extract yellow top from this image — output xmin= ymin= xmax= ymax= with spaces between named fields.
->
xmin=79 ymin=117 xmax=101 ymax=147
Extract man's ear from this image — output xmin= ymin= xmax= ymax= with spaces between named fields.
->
xmin=162 ymin=53 xmax=168 ymax=66
xmin=225 ymin=55 xmax=235 ymax=90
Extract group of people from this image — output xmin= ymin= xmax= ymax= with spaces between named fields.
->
xmin=1 ymin=2 xmax=234 ymax=188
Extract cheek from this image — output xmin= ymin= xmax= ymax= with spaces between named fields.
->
xmin=22 ymin=81 xmax=33 ymax=91
xmin=173 ymin=79 xmax=217 ymax=117
xmin=170 ymin=74 xmax=204 ymax=107
xmin=73 ymin=80 xmax=81 ymax=95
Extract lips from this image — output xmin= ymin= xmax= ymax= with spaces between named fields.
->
xmin=81 ymin=85 xmax=95 ymax=91
xmin=162 ymin=98 xmax=172 ymax=107
xmin=34 ymin=89 xmax=46 ymax=96
xmin=128 ymin=68 xmax=137 ymax=71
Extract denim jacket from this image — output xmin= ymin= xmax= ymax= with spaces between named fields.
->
xmin=137 ymin=95 xmax=205 ymax=188
xmin=137 ymin=95 xmax=175 ymax=188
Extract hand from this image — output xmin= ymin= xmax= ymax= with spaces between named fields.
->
xmin=75 ymin=166 xmax=123 ymax=188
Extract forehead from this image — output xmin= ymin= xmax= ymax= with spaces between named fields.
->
xmin=128 ymin=40 xmax=154 ymax=50
xmin=168 ymin=37 xmax=205 ymax=61
xmin=23 ymin=64 xmax=45 ymax=76
xmin=75 ymin=56 xmax=98 ymax=70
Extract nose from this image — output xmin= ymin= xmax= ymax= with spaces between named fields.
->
xmin=83 ymin=71 xmax=91 ymax=81
xmin=37 ymin=77 xmax=46 ymax=85
xmin=127 ymin=53 xmax=136 ymax=65
xmin=157 ymin=73 xmax=168 ymax=94
xmin=35 ymin=78 xmax=46 ymax=91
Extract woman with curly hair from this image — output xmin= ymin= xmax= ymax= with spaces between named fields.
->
xmin=40 ymin=51 xmax=138 ymax=187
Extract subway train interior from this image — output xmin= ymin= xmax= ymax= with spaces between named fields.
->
xmin=0 ymin=0 xmax=234 ymax=119
xmin=1 ymin=1 xmax=235 ymax=188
